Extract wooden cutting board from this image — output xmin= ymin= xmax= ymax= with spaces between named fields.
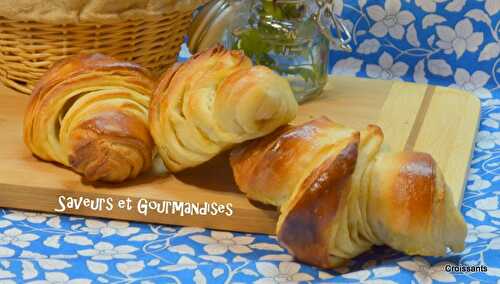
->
xmin=0 ymin=77 xmax=480 ymax=234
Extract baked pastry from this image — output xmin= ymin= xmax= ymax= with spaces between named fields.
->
xmin=230 ymin=117 xmax=467 ymax=268
xmin=150 ymin=46 xmax=298 ymax=172
xmin=24 ymin=53 xmax=155 ymax=182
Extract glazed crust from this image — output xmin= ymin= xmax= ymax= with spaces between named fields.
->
xmin=230 ymin=117 xmax=467 ymax=268
xmin=24 ymin=53 xmax=155 ymax=182
xmin=230 ymin=118 xmax=359 ymax=207
xmin=367 ymin=152 xmax=467 ymax=256
xmin=150 ymin=46 xmax=298 ymax=172
xmin=277 ymin=140 xmax=358 ymax=268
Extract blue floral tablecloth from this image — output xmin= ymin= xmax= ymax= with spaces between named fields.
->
xmin=1 ymin=0 xmax=499 ymax=283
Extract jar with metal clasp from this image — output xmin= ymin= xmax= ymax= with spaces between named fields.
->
xmin=188 ymin=0 xmax=352 ymax=103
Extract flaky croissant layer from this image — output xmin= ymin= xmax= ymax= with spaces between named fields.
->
xmin=149 ymin=46 xmax=298 ymax=172
xmin=24 ymin=54 xmax=155 ymax=182
xmin=230 ymin=117 xmax=467 ymax=268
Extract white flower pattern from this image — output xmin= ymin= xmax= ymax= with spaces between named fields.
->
xmin=436 ymin=19 xmax=484 ymax=59
xmin=476 ymin=131 xmax=500 ymax=149
xmin=255 ymin=262 xmax=314 ymax=284
xmin=77 ymin=242 xmax=137 ymax=260
xmin=399 ymin=257 xmax=456 ymax=284
xmin=190 ymin=231 xmax=254 ymax=255
xmin=468 ymin=170 xmax=492 ymax=191
xmin=27 ymin=272 xmax=90 ymax=284
xmin=3 ymin=211 xmax=55 ymax=224
xmin=483 ymin=112 xmax=500 ymax=129
xmin=366 ymin=52 xmax=409 ymax=80
xmin=449 ymin=68 xmax=491 ymax=99
xmin=367 ymin=0 xmax=415 ymax=39
xmin=0 ymin=0 xmax=499 ymax=282
xmin=466 ymin=224 xmax=498 ymax=243
xmin=475 ymin=197 xmax=500 ymax=218
xmin=80 ymin=220 xmax=139 ymax=237
xmin=415 ymin=0 xmax=447 ymax=13
xmin=0 ymin=228 xmax=38 ymax=248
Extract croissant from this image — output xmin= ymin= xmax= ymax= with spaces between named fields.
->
xmin=230 ymin=117 xmax=467 ymax=268
xmin=24 ymin=54 xmax=155 ymax=183
xmin=149 ymin=46 xmax=298 ymax=172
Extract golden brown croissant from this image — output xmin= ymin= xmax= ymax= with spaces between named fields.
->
xmin=24 ymin=53 xmax=155 ymax=183
xmin=230 ymin=117 xmax=467 ymax=268
xmin=149 ymin=46 xmax=298 ymax=172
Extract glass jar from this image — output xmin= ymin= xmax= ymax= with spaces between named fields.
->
xmin=224 ymin=0 xmax=351 ymax=103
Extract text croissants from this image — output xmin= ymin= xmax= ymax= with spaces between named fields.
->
xmin=230 ymin=117 xmax=467 ymax=268
xmin=24 ymin=54 xmax=155 ymax=182
xmin=149 ymin=46 xmax=298 ymax=172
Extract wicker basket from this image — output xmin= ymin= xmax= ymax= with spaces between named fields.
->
xmin=0 ymin=10 xmax=195 ymax=94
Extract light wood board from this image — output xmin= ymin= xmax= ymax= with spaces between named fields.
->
xmin=0 ymin=77 xmax=481 ymax=234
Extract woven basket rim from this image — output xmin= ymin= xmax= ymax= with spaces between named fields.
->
xmin=0 ymin=0 xmax=208 ymax=24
